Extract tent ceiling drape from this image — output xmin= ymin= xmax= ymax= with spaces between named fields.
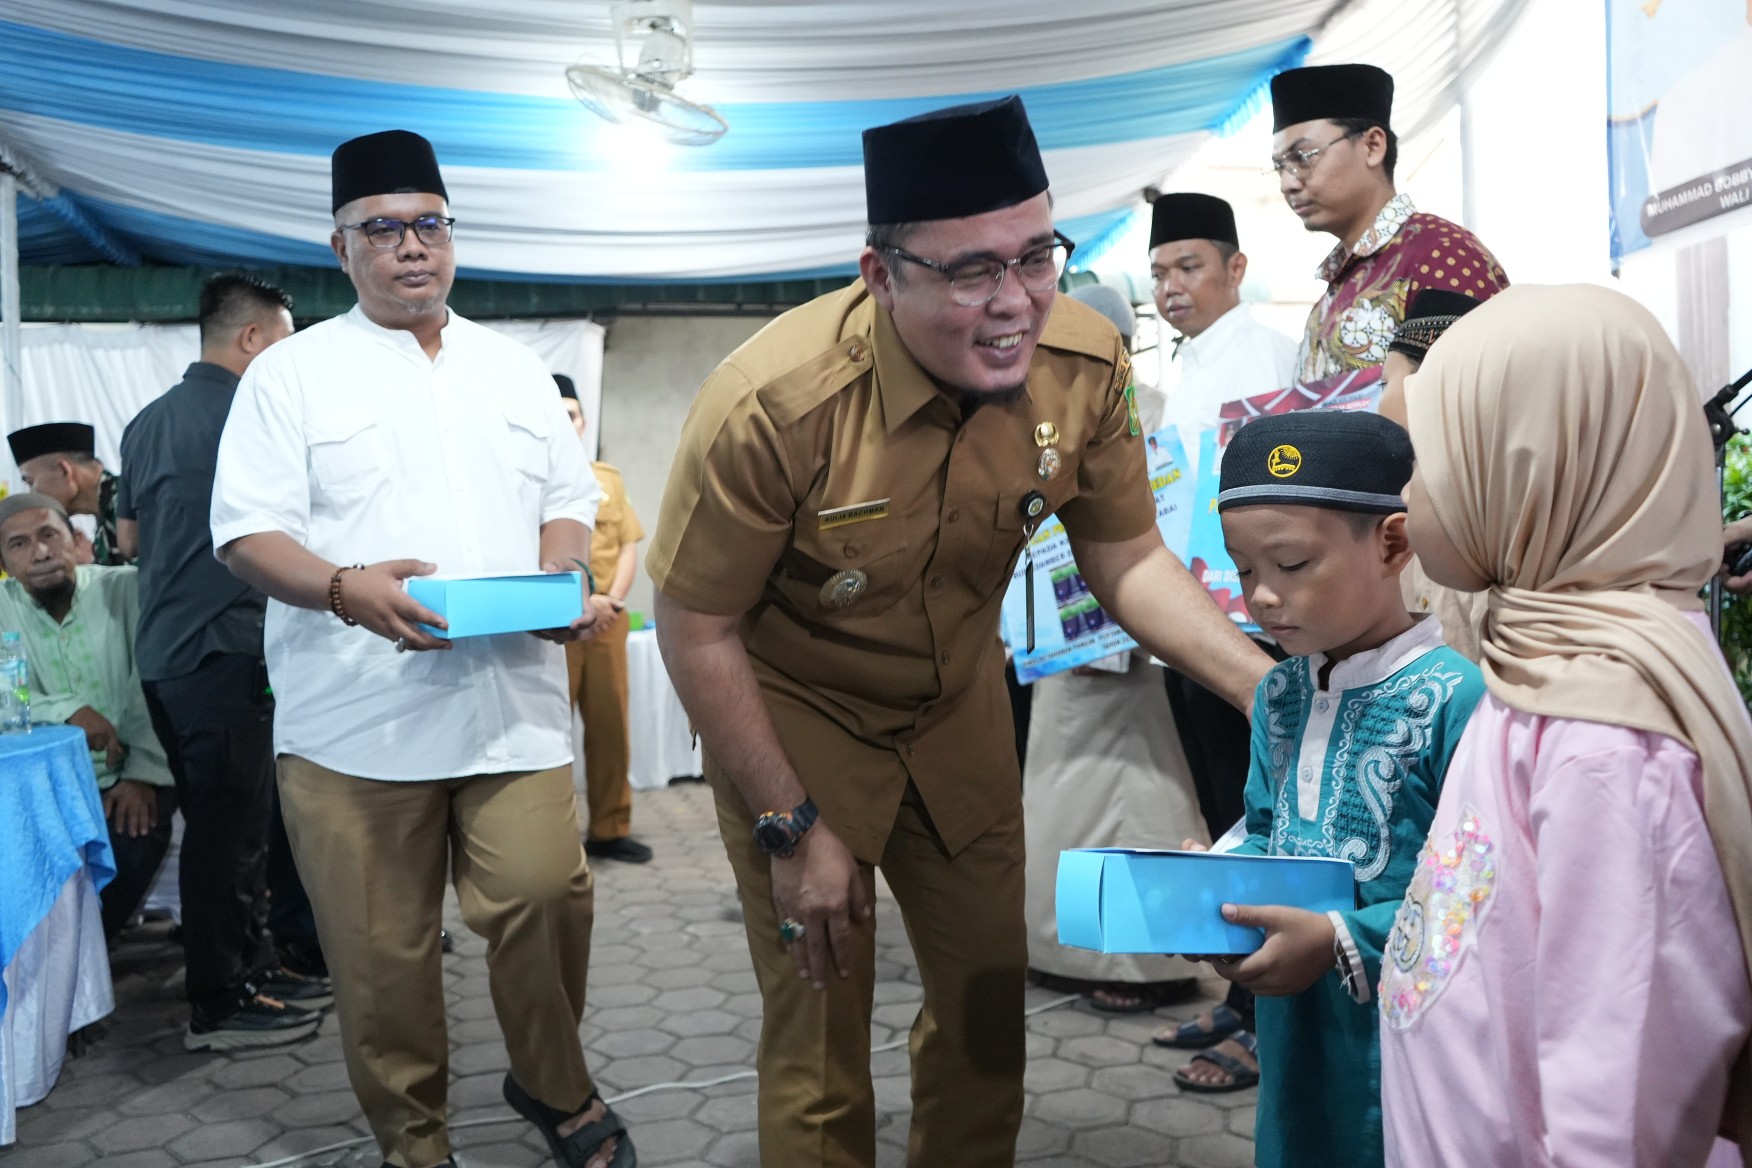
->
xmin=0 ymin=0 xmax=1526 ymax=285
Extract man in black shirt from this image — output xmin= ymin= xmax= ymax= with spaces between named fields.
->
xmin=117 ymin=273 xmax=326 ymax=1050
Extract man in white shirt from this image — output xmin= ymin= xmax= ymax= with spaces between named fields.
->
xmin=211 ymin=131 xmax=631 ymax=1168
xmin=1148 ymin=192 xmax=1297 ymax=476
xmin=1146 ymin=193 xmax=1297 ymax=1087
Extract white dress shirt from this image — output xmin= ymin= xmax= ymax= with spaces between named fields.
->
xmin=1160 ymin=303 xmax=1297 ymax=477
xmin=211 ymin=306 xmax=602 ymax=781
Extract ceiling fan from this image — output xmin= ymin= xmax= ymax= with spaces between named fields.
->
xmin=566 ymin=0 xmax=728 ymax=147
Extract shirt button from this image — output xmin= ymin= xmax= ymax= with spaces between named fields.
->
xmin=1316 ymin=698 xmax=1330 ymax=712
xmin=843 ymin=544 xmax=860 ymax=558
xmin=848 ymin=342 xmax=866 ymax=361
xmin=1300 ymin=766 xmax=1312 ymax=781
xmin=905 ymin=742 xmax=915 ymax=756
xmin=946 ymin=509 xmax=960 ymax=523
xmin=930 ymin=574 xmax=945 ymax=588
xmin=940 ymin=650 xmax=951 ymax=665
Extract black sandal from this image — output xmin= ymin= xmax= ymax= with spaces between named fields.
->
xmin=503 ymin=1074 xmax=637 ymax=1167
xmin=1171 ymin=1030 xmax=1260 ymax=1094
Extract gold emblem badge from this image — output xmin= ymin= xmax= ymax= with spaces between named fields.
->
xmin=820 ymin=569 xmax=868 ymax=609
xmin=1267 ymin=444 xmax=1303 ymax=479
xmin=1033 ymin=422 xmax=1060 ymax=448
xmin=1036 ymin=448 xmax=1062 ymax=481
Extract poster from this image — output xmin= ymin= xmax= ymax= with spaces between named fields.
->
xmin=1185 ymin=369 xmax=1383 ymax=633
xmin=1607 ymin=0 xmax=1752 ymax=261
xmin=1001 ymin=427 xmax=1195 ymax=683
xmin=1184 ymin=429 xmax=1257 ymax=633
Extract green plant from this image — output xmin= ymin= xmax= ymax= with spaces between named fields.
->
xmin=1720 ymin=433 xmax=1752 ymax=706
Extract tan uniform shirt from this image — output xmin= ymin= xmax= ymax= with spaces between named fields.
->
xmin=587 ymin=461 xmax=644 ymax=593
xmin=648 ymin=281 xmax=1156 ymax=862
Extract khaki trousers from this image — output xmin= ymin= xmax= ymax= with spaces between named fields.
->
xmin=565 ymin=621 xmax=635 ymax=840
xmin=278 ymin=757 xmax=597 ymax=1168
xmin=712 ymin=768 xmax=1028 ymax=1168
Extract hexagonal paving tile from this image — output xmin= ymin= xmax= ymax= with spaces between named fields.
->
xmin=1131 ymin=1094 xmax=1228 ymax=1138
xmin=89 ymin=1111 xmax=197 ymax=1154
xmin=1029 ymin=1087 xmax=1128 ymax=1131
xmin=1059 ymin=1034 xmax=1145 ymax=1069
xmin=657 ymin=1007 xmax=742 ymax=1038
xmin=1090 ymin=1062 xmax=1178 ymax=1102
xmin=1178 ymin=1130 xmax=1260 ymax=1168
xmin=1024 ymin=1056 xmax=1092 ymax=1093
xmin=1072 ymin=1124 xmax=1181 ymax=1167
xmin=669 ymin=1035 xmax=755 ymax=1068
xmin=593 ymin=1027 xmax=678 ymax=1059
xmin=165 ymin=1117 xmax=281 ymax=1161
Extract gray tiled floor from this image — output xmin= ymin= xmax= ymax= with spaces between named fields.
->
xmin=5 ymin=784 xmax=1256 ymax=1167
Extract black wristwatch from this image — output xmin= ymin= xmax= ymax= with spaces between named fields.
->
xmin=753 ymin=798 xmax=819 ymax=858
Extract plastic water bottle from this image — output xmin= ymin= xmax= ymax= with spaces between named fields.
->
xmin=0 ymin=631 xmax=31 ymax=734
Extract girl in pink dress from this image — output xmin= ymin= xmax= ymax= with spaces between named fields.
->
xmin=1380 ymin=283 xmax=1752 ymax=1166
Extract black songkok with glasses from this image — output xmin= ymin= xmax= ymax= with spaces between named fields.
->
xmin=1269 ymin=64 xmax=1394 ymax=132
xmin=862 ymin=96 xmax=1049 ymax=224
xmin=1218 ymin=410 xmax=1413 ymax=516
xmin=331 ymin=129 xmax=449 ymax=214
xmin=1388 ymin=289 xmax=1482 ymax=363
xmin=1148 ymin=192 xmax=1240 ymax=250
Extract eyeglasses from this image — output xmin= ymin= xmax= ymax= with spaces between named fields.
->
xmin=339 ymin=215 xmax=457 ymax=249
xmin=882 ymin=231 xmax=1076 ymax=308
xmin=1268 ymin=131 xmax=1362 ymax=180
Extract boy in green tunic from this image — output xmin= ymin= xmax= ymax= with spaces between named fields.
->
xmin=1192 ymin=410 xmax=1484 ymax=1167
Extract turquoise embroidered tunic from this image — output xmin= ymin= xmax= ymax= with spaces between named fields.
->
xmin=1232 ymin=617 xmax=1483 ymax=1168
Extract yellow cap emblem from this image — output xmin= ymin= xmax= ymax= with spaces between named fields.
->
xmin=1267 ymin=444 xmax=1303 ymax=478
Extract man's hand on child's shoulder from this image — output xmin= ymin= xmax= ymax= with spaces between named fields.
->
xmin=1209 ymin=904 xmax=1337 ymax=996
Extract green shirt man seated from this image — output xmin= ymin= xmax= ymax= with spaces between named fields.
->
xmin=0 ymin=492 xmax=174 ymax=939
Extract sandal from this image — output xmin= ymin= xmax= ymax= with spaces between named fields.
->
xmin=1151 ymin=1002 xmax=1245 ymax=1049
xmin=1088 ymin=978 xmax=1201 ymax=1014
xmin=503 ymin=1074 xmax=637 ymax=1168
xmin=1172 ymin=1030 xmax=1259 ymax=1094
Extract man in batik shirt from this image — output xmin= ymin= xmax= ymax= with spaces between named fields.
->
xmin=1268 ymin=64 xmax=1508 ymax=385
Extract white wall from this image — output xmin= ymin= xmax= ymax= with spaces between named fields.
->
xmin=597 ymin=314 xmax=775 ymax=617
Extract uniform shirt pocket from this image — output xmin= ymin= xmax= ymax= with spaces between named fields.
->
xmin=784 ymin=520 xmax=913 ymax=619
xmin=307 ymin=417 xmax=387 ymax=500
xmin=501 ymin=411 xmax=549 ymax=482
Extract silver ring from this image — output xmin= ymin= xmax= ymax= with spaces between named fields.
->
xmin=778 ymin=918 xmax=805 ymax=944
xmin=394 ymin=637 xmax=408 ymax=653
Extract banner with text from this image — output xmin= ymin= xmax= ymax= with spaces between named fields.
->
xmin=1607 ymin=0 xmax=1752 ymax=261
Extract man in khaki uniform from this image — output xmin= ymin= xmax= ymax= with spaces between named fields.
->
xmin=555 ymin=373 xmax=651 ymax=863
xmin=648 ymin=97 xmax=1270 ymax=1168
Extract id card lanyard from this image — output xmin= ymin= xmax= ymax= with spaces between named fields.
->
xmin=1019 ymin=490 xmax=1047 ymax=653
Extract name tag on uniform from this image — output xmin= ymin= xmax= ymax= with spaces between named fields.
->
xmin=817 ymin=498 xmax=891 ymax=530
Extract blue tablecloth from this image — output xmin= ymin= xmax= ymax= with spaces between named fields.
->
xmin=0 ymin=725 xmax=113 ymax=1017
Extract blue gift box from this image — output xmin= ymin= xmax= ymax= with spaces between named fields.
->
xmin=1056 ymin=848 xmax=1355 ymax=955
xmin=404 ymin=572 xmax=584 ymax=639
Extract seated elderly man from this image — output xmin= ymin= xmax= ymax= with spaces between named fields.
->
xmin=0 ymin=492 xmax=175 ymax=940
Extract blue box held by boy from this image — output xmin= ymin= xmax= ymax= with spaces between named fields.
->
xmin=1056 ymin=848 xmax=1355 ymax=956
xmin=405 ymin=572 xmax=583 ymax=639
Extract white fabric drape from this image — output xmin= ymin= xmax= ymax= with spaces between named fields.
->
xmin=0 ymin=112 xmax=1205 ymax=281
xmin=0 ymin=870 xmax=113 ymax=1146
xmin=7 ymin=317 xmax=605 ymax=491
xmin=8 ymin=0 xmax=1338 ymax=100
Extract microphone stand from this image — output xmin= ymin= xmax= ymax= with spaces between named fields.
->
xmin=1705 ymin=367 xmax=1752 ymax=640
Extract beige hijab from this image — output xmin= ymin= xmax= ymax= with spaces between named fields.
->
xmin=1406 ymin=283 xmax=1752 ymax=1155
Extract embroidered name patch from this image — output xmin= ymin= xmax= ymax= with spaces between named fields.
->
xmin=817 ymin=499 xmax=891 ymax=530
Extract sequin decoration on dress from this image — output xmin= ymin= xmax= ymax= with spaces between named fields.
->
xmin=1380 ymin=805 xmax=1497 ymax=1029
